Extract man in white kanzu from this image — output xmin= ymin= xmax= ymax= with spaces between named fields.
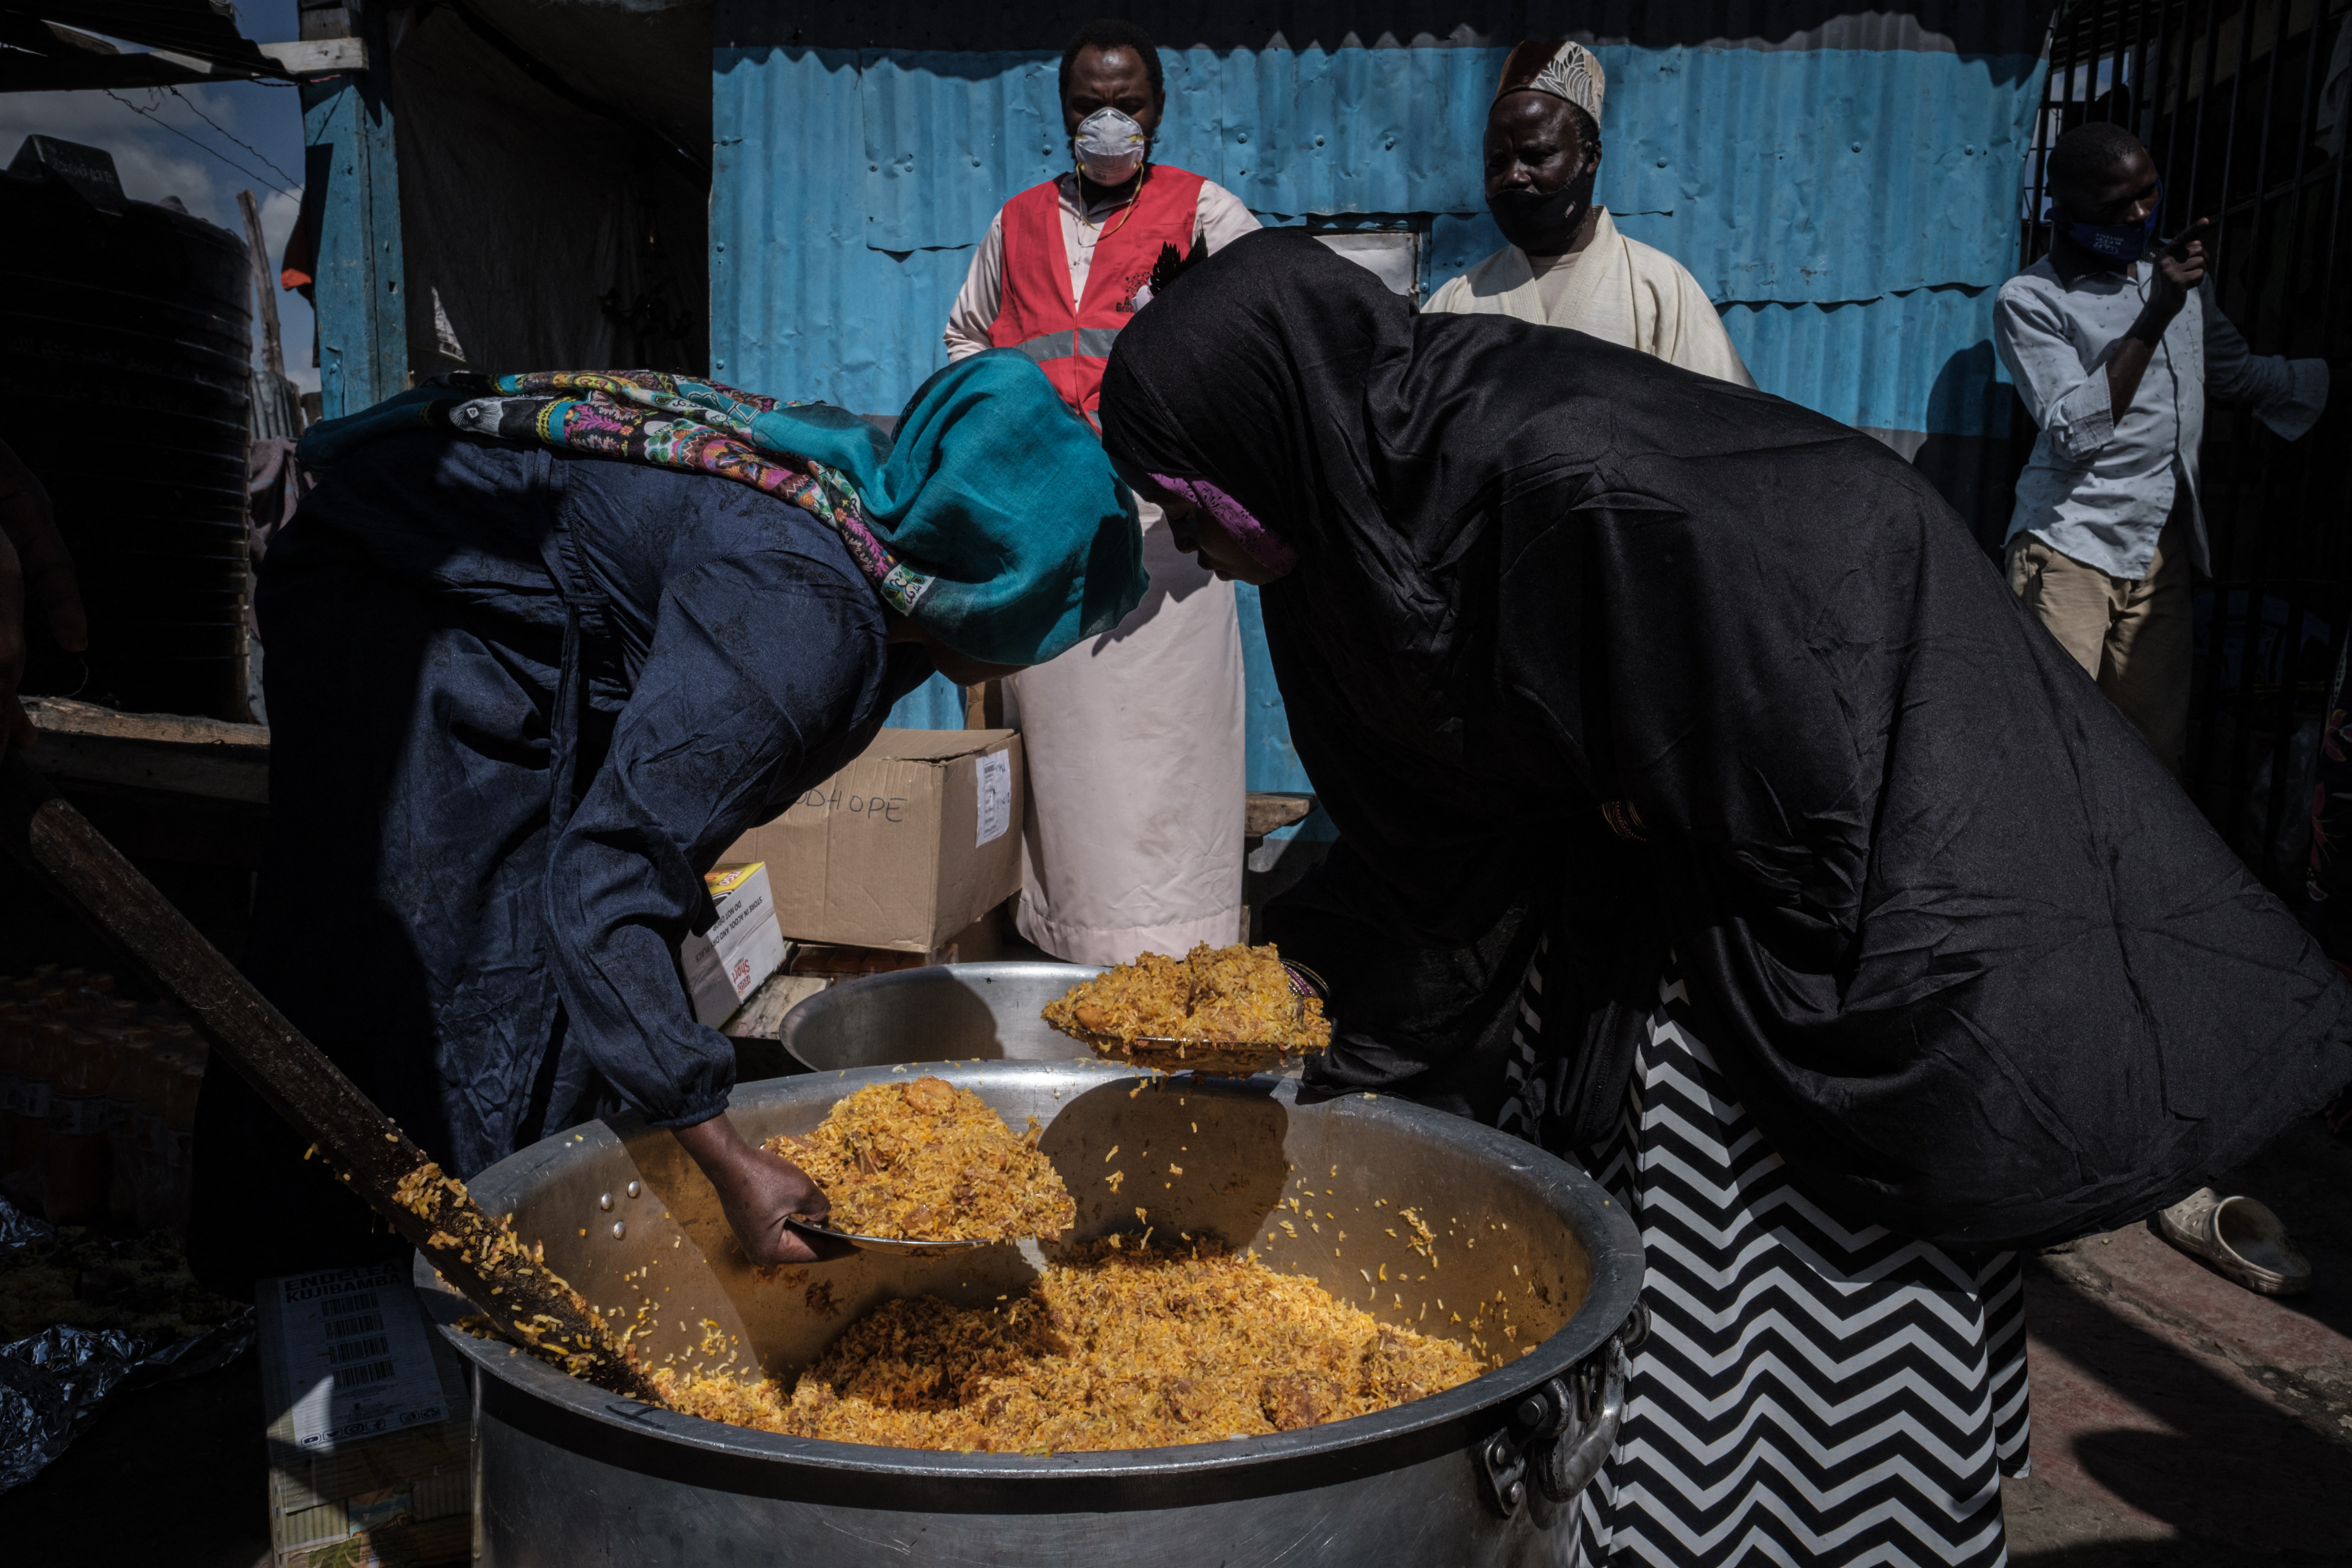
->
xmin=1426 ymin=39 xmax=1753 ymax=387
xmin=942 ymin=19 xmax=1258 ymax=964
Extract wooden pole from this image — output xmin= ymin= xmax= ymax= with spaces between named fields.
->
xmin=962 ymin=679 xmax=1005 ymax=730
xmin=0 ymin=752 xmax=661 ymax=1403
xmin=236 ymin=189 xmax=287 ymax=385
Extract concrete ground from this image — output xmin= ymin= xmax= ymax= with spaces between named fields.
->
xmin=6 ymin=1120 xmax=2347 ymax=1564
xmin=1 ymin=1347 xmax=271 ymax=1566
xmin=2005 ymin=1117 xmax=2352 ymax=1564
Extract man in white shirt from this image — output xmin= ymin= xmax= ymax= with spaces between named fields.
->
xmin=1996 ymin=121 xmax=2328 ymax=773
xmin=1426 ymin=39 xmax=1753 ymax=387
xmin=940 ymin=19 xmax=1258 ymax=964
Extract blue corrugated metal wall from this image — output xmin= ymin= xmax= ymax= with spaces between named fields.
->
xmin=711 ymin=38 xmax=2048 ymax=753
xmin=304 ymin=72 xmax=408 ymax=418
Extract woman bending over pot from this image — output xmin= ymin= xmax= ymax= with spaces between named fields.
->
xmin=1100 ymin=229 xmax=2350 ymax=1568
xmin=186 ymin=358 xmax=1143 ymax=1293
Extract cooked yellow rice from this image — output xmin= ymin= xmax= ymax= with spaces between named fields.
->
xmin=1042 ymin=943 xmax=1332 ymax=1055
xmin=652 ymin=1236 xmax=1482 ymax=1451
xmin=765 ymin=1076 xmax=1074 ymax=1242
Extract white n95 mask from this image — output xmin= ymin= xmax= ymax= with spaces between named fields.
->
xmin=1074 ymin=107 xmax=1148 ymax=185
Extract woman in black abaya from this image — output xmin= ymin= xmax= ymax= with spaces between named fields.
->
xmin=1099 ymin=230 xmax=2352 ymax=1568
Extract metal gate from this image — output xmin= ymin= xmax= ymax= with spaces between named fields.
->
xmin=2022 ymin=0 xmax=2352 ymax=901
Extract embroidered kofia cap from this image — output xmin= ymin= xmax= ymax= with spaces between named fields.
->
xmin=1494 ymin=39 xmax=1605 ymax=124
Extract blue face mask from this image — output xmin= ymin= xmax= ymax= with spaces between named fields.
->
xmin=2049 ymin=183 xmax=2162 ymax=261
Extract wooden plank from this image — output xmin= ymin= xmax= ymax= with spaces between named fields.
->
xmin=237 ymin=188 xmax=287 ymax=381
xmin=1245 ymin=791 xmax=1316 ymax=839
xmin=301 ymin=4 xmax=406 ymax=420
xmin=24 ymin=696 xmax=270 ymax=805
xmin=24 ymin=695 xmax=269 ymax=749
xmin=29 ymin=735 xmax=270 ymax=806
xmin=962 ymin=679 xmax=1005 ymax=730
xmin=0 ymin=751 xmax=658 ymax=1401
xmin=257 ymin=36 xmax=367 ymax=74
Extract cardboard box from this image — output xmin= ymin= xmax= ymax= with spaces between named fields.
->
xmin=722 ymin=728 xmax=1024 ymax=954
xmin=258 ymin=1259 xmax=473 ymax=1568
xmin=679 ymin=862 xmax=789 ymax=1026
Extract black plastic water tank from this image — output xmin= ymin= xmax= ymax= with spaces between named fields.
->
xmin=1 ymin=136 xmax=252 ymax=721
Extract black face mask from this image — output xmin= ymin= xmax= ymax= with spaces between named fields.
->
xmin=1488 ymin=158 xmax=1597 ymax=253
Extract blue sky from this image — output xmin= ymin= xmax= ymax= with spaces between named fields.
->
xmin=0 ymin=0 xmax=320 ymax=391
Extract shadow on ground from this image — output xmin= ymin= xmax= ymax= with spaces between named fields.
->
xmin=2013 ymin=1533 xmax=2345 ymax=1568
xmin=2006 ymin=1116 xmax=2352 ymax=1563
xmin=0 ymin=1350 xmax=268 ymax=1567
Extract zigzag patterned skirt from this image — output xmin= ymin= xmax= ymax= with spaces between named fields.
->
xmin=1505 ymin=956 xmax=2031 ymax=1566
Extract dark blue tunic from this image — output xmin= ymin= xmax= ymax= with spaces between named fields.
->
xmin=188 ymin=431 xmax=930 ymax=1290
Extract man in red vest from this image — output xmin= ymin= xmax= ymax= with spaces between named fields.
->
xmin=944 ymin=20 xmax=1259 ymax=964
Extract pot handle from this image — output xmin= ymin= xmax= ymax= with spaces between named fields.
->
xmin=1475 ymin=1305 xmax=1644 ymax=1520
xmin=1534 ymin=1332 xmax=1630 ymax=1503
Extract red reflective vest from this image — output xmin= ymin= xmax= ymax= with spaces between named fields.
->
xmin=987 ymin=165 xmax=1206 ymax=428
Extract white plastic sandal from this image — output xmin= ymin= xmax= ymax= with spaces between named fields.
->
xmin=2155 ymin=1187 xmax=2314 ymax=1296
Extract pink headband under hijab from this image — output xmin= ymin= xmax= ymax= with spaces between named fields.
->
xmin=1145 ymin=473 xmax=1300 ymax=575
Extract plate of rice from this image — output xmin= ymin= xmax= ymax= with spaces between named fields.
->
xmin=1042 ymin=943 xmax=1332 ymax=1075
xmin=766 ymin=1077 xmax=1075 ymax=1254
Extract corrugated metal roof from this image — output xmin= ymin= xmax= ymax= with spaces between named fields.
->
xmin=1239 ymin=581 xmax=1312 ymax=798
xmin=712 ymin=48 xmax=978 ymax=413
xmin=719 ymin=0 xmax=2054 ymax=59
xmin=710 ymin=27 xmax=2053 ymax=752
xmin=1593 ymin=46 xmax=2036 ymax=301
xmin=1726 ymin=285 xmax=2012 ymax=437
xmin=715 ymin=40 xmax=2045 ymax=415
xmin=887 ymin=671 xmax=969 ymax=729
xmin=849 ymin=43 xmax=2042 ymax=290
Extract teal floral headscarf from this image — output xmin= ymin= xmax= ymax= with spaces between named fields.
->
xmin=297 ymin=353 xmax=1146 ymax=666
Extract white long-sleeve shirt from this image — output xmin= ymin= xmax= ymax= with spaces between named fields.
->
xmin=1424 ymin=209 xmax=1756 ymax=388
xmin=944 ymin=172 xmax=1260 ymax=361
xmin=1995 ymin=250 xmax=2328 ymax=578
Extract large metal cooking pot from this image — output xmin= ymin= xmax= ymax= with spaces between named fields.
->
xmin=779 ymin=961 xmax=1103 ymax=1071
xmin=418 ymin=1062 xmax=1644 ymax=1566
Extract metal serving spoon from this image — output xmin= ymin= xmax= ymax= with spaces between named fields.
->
xmin=783 ymin=1214 xmax=993 ymax=1258
xmin=1076 ymin=1032 xmax=1306 ymax=1078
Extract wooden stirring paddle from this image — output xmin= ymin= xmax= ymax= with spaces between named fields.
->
xmin=0 ymin=750 xmax=661 ymax=1403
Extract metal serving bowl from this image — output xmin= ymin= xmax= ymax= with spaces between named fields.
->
xmin=416 ymin=1062 xmax=1642 ymax=1566
xmin=779 ymin=961 xmax=1104 ymax=1071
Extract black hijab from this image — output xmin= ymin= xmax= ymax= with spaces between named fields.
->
xmin=1101 ymin=228 xmax=2352 ymax=1250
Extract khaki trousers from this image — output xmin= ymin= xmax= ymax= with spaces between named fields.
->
xmin=2005 ymin=514 xmax=2192 ymax=772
